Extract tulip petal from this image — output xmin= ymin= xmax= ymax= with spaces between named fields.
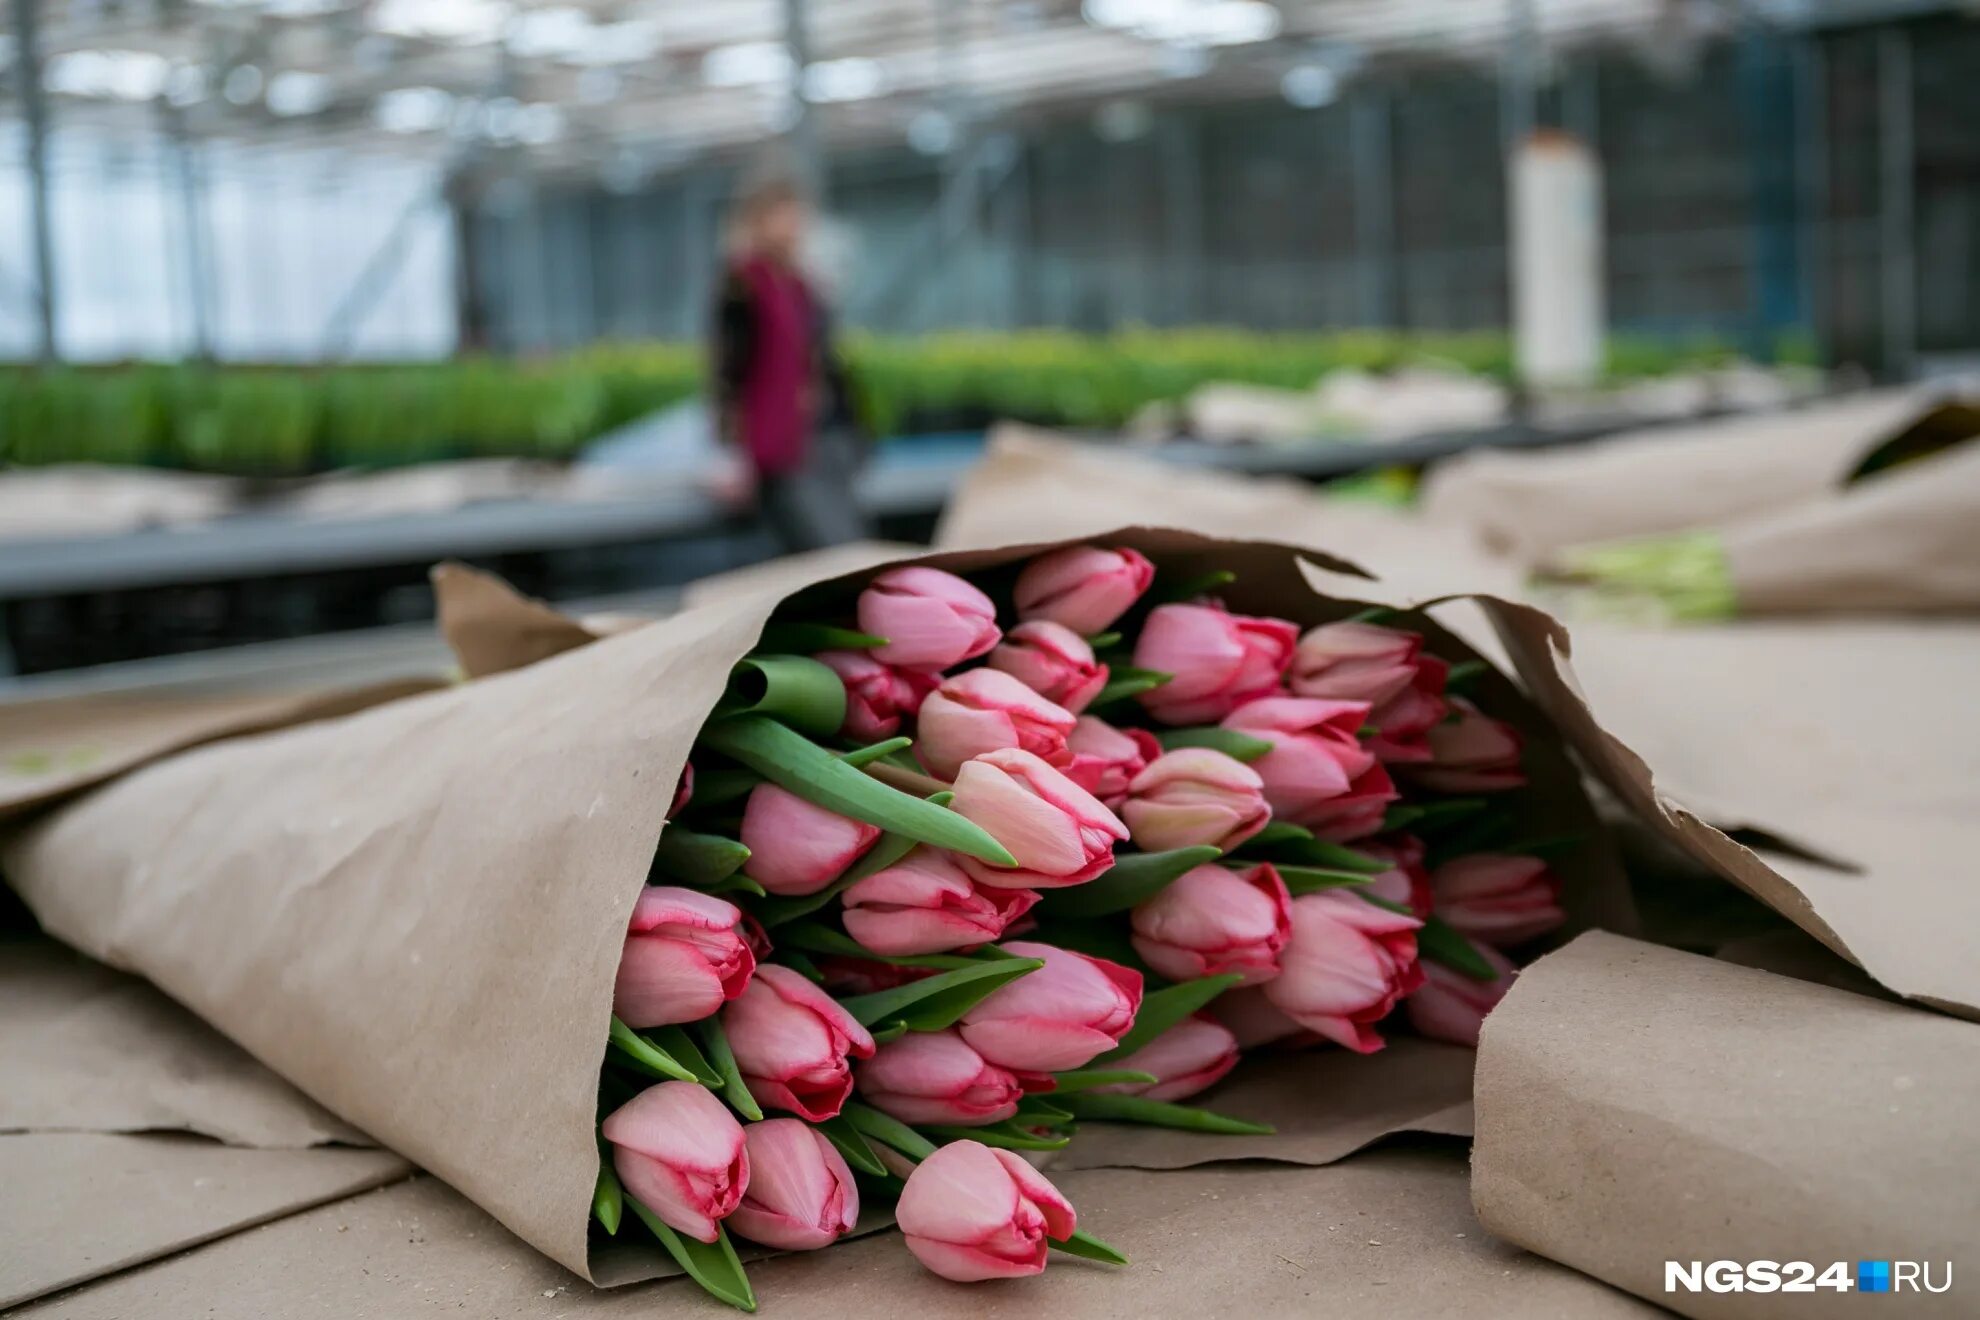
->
xmin=613 ymin=936 xmax=730 ymax=1028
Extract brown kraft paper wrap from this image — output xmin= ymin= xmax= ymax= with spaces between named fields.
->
xmin=3 ymin=530 xmax=1625 ymax=1287
xmin=1473 ymin=932 xmax=1980 ymax=1318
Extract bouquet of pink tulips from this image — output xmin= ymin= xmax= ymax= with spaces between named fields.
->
xmin=593 ymin=543 xmax=1575 ymax=1310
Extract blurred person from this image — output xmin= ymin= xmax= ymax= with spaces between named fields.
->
xmin=710 ymin=175 xmax=871 ymax=552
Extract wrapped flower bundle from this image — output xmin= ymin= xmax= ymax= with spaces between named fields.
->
xmin=590 ymin=543 xmax=1581 ymax=1308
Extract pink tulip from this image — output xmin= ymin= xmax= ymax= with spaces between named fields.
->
xmin=988 ymin=620 xmax=1110 ymax=713
xmin=727 ymin=1118 xmax=859 ymax=1251
xmin=1407 ymin=943 xmax=1516 ymax=1049
xmin=841 ymin=847 xmax=1039 ymax=956
xmin=740 ymin=783 xmax=881 ymax=896
xmin=1134 ymin=603 xmax=1298 ymax=725
xmin=858 ymin=567 xmax=1001 ymax=671
xmin=1012 ymin=544 xmax=1154 ymax=635
xmin=815 ymin=649 xmax=937 ymax=742
xmin=1364 ymin=654 xmax=1450 ymax=763
xmin=1290 ymin=621 xmax=1425 ymax=707
xmin=601 ymin=1081 xmax=749 ymax=1243
xmin=1221 ymin=696 xmax=1378 ymax=826
xmin=1300 ymin=762 xmax=1399 ymax=843
xmin=1358 ymin=835 xmax=1433 ymax=918
xmin=1214 ymin=986 xmax=1309 ymax=1050
xmin=1096 ymin=1013 xmax=1240 ymax=1102
xmin=1061 ymin=715 xmax=1160 ymax=807
xmin=1119 ymin=748 xmax=1270 ymax=853
xmin=722 ymin=964 xmax=876 ymax=1122
xmin=613 ymin=886 xmax=757 ymax=1028
xmin=915 ymin=668 xmax=1076 ymax=782
xmin=1129 ymin=861 xmax=1291 ymax=986
xmin=668 ymin=763 xmax=695 ymax=820
xmin=897 ymin=1139 xmax=1077 ymax=1282
xmin=1430 ymin=854 xmax=1564 ymax=947
xmin=1262 ymin=890 xmax=1424 ymax=1054
xmin=959 ymin=941 xmax=1142 ymax=1072
xmin=856 ymin=1029 xmax=1025 ymax=1126
xmin=948 ymin=747 xmax=1128 ymax=890
xmin=1409 ymin=698 xmax=1525 ymax=793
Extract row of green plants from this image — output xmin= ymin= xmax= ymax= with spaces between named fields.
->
xmin=0 ymin=329 xmax=1810 ymax=475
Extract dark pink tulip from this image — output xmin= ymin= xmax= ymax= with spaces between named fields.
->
xmin=722 ymin=964 xmax=876 ymax=1122
xmin=1410 ymin=698 xmax=1525 ymax=793
xmin=1299 ymin=762 xmax=1399 ymax=843
xmin=1261 ymin=890 xmax=1424 ymax=1054
xmin=855 ymin=1029 xmax=1025 ymax=1126
xmin=1364 ymin=654 xmax=1450 ymax=763
xmin=1061 ymin=715 xmax=1160 ymax=807
xmin=948 ymin=747 xmax=1128 ymax=890
xmin=1097 ymin=1013 xmax=1240 ymax=1103
xmin=1221 ymin=696 xmax=1377 ymax=826
xmin=1290 ymin=621 xmax=1425 ymax=707
xmin=1129 ymin=861 xmax=1291 ymax=986
xmin=958 ymin=940 xmax=1142 ymax=1073
xmin=988 ymin=620 xmax=1110 ymax=713
xmin=613 ymin=886 xmax=756 ymax=1028
xmin=1357 ymin=835 xmax=1433 ymax=918
xmin=897 ymin=1139 xmax=1076 ymax=1282
xmin=841 ymin=847 xmax=1039 ymax=956
xmin=1133 ymin=603 xmax=1298 ymax=725
xmin=740 ymin=783 xmax=881 ymax=896
xmin=915 ymin=668 xmax=1076 ymax=781
xmin=1430 ymin=854 xmax=1564 ymax=947
xmin=1119 ymin=747 xmax=1270 ymax=853
xmin=601 ymin=1081 xmax=749 ymax=1243
xmin=728 ymin=1118 xmax=859 ymax=1251
xmin=1012 ymin=544 xmax=1154 ymax=635
xmin=858 ymin=567 xmax=1000 ymax=671
xmin=1407 ymin=942 xmax=1516 ymax=1048
xmin=815 ymin=649 xmax=938 ymax=742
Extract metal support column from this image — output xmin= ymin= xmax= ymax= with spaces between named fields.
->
xmin=1793 ymin=34 xmax=1830 ymax=359
xmin=1350 ymin=88 xmax=1397 ymax=327
xmin=164 ymin=107 xmax=218 ymax=360
xmin=1876 ymin=25 xmax=1915 ymax=377
xmin=13 ymin=0 xmax=59 ymax=360
xmin=1159 ymin=116 xmax=1202 ymax=325
xmin=781 ymin=0 xmax=823 ymax=201
xmin=1500 ymin=0 xmax=1539 ymax=157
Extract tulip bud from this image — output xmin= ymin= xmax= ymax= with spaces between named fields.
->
xmin=1290 ymin=621 xmax=1425 ymax=707
xmin=740 ymin=783 xmax=882 ymax=897
xmin=855 ymin=1029 xmax=1025 ymax=1126
xmin=1261 ymin=890 xmax=1424 ymax=1054
xmin=668 ymin=764 xmax=695 ymax=820
xmin=1407 ymin=943 xmax=1516 ymax=1048
xmin=915 ymin=668 xmax=1077 ymax=782
xmin=1061 ymin=715 xmax=1160 ymax=807
xmin=727 ymin=1118 xmax=860 ymax=1251
xmin=1133 ymin=603 xmax=1298 ymax=725
xmin=948 ymin=747 xmax=1128 ymax=890
xmin=1096 ymin=1013 xmax=1240 ymax=1103
xmin=841 ymin=847 xmax=1039 ymax=956
xmin=601 ymin=1081 xmax=750 ymax=1243
xmin=958 ymin=940 xmax=1142 ymax=1072
xmin=1299 ymin=762 xmax=1399 ymax=844
xmin=1430 ymin=853 xmax=1564 ymax=947
xmin=1119 ymin=748 xmax=1270 ymax=853
xmin=613 ymin=886 xmax=757 ymax=1028
xmin=814 ymin=649 xmax=938 ymax=742
xmin=1357 ymin=835 xmax=1433 ymax=918
xmin=897 ymin=1139 xmax=1077 ymax=1282
xmin=1129 ymin=861 xmax=1291 ymax=986
xmin=858 ymin=567 xmax=1001 ymax=671
xmin=988 ymin=620 xmax=1110 ymax=713
xmin=722 ymin=964 xmax=877 ymax=1122
xmin=1363 ymin=654 xmax=1450 ymax=763
xmin=1221 ymin=696 xmax=1384 ymax=827
xmin=1012 ymin=545 xmax=1154 ymax=635
xmin=1409 ymin=698 xmax=1525 ymax=793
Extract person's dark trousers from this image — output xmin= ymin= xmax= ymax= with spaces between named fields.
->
xmin=757 ymin=430 xmax=873 ymax=553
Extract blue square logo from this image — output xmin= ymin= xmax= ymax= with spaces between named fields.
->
xmin=1859 ymin=1261 xmax=1891 ymax=1294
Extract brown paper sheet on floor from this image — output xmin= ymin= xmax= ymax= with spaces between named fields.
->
xmin=1474 ymin=933 xmax=1980 ymax=1319
xmin=3 ymin=530 xmax=1624 ymax=1293
xmin=13 ymin=1147 xmax=1658 ymax=1320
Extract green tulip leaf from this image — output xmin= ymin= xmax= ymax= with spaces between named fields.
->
xmin=593 ymin=1156 xmax=624 ymax=1236
xmin=1052 ymin=1229 xmax=1129 ymax=1266
xmin=1047 ymin=1068 xmax=1158 ymax=1094
xmin=1354 ymin=891 xmax=1415 ymax=916
xmin=1089 ymin=668 xmax=1173 ymax=709
xmin=1085 ymin=631 xmax=1123 ymax=650
xmin=1035 ymin=846 xmax=1223 ymax=918
xmin=1059 ymin=1092 xmax=1274 ymax=1135
xmin=1242 ymin=823 xmax=1389 ymax=873
xmin=648 ymin=1026 xmax=722 ymax=1087
xmin=691 ymin=768 xmax=762 ymax=809
xmin=1381 ymin=797 xmax=1489 ymax=834
xmin=923 ymin=1120 xmax=1072 ymax=1151
xmin=1156 ymin=569 xmax=1237 ymax=603
xmin=608 ymin=1017 xmax=699 ymax=1083
xmin=1097 ymin=973 xmax=1244 ymax=1063
xmin=843 ymin=1101 xmax=938 ymax=1161
xmin=1274 ymin=864 xmax=1376 ymax=896
xmin=651 ymin=827 xmax=751 ymax=886
xmin=1443 ymin=659 xmax=1489 ymax=691
xmin=695 ymin=1017 xmax=763 ymax=1121
xmin=716 ymin=655 xmax=847 ymax=739
xmin=777 ymin=949 xmax=824 ymax=982
xmin=837 ymin=957 xmax=1045 ymax=1031
xmin=1153 ymin=727 xmax=1275 ymax=762
xmin=838 ymin=736 xmax=913 ymax=769
xmin=755 ymin=622 xmax=889 ymax=654
xmin=700 ymin=873 xmax=767 ymax=898
xmin=814 ymin=1114 xmax=888 ymax=1176
xmin=779 ymin=921 xmax=1002 ymax=970
xmin=626 ymin=1200 xmax=757 ymax=1313
xmin=1416 ymin=917 xmax=1500 ymax=981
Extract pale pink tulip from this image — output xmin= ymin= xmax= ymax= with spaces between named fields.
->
xmin=601 ymin=1081 xmax=749 ymax=1243
xmin=1358 ymin=835 xmax=1433 ymax=918
xmin=855 ymin=1029 xmax=1025 ymax=1126
xmin=1300 ymin=762 xmax=1399 ymax=843
xmin=668 ymin=763 xmax=695 ymax=820
xmin=740 ymin=783 xmax=881 ymax=896
xmin=1262 ymin=890 xmax=1424 ymax=1054
xmin=959 ymin=940 xmax=1142 ymax=1073
xmin=988 ymin=620 xmax=1110 ymax=713
xmin=1012 ymin=545 xmax=1153 ymax=635
xmin=1430 ymin=854 xmax=1564 ymax=947
xmin=1133 ymin=603 xmax=1298 ymax=725
xmin=613 ymin=886 xmax=757 ymax=1028
xmin=897 ymin=1139 xmax=1076 ymax=1282
xmin=722 ymin=964 xmax=876 ymax=1121
xmin=1410 ymin=698 xmax=1525 ymax=793
xmin=1363 ymin=654 xmax=1450 ymax=763
xmin=1119 ymin=748 xmax=1270 ymax=853
xmin=1407 ymin=942 xmax=1516 ymax=1048
xmin=1290 ymin=621 xmax=1425 ymax=707
xmin=1222 ymin=696 xmax=1380 ymax=826
xmin=858 ymin=567 xmax=1000 ymax=671
xmin=841 ymin=847 xmax=1039 ymax=955
xmin=948 ymin=747 xmax=1128 ymax=890
xmin=1097 ymin=1013 xmax=1240 ymax=1102
xmin=727 ymin=1119 xmax=859 ymax=1251
xmin=1129 ymin=861 xmax=1291 ymax=986
xmin=915 ymin=668 xmax=1076 ymax=781
xmin=1061 ymin=715 xmax=1160 ymax=807
xmin=815 ymin=649 xmax=937 ymax=742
